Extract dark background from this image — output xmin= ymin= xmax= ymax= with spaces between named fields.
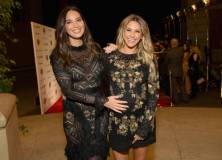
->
xmin=9 ymin=0 xmax=181 ymax=68
xmin=42 ymin=0 xmax=181 ymax=46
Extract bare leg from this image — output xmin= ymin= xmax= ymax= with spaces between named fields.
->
xmin=133 ymin=146 xmax=148 ymax=160
xmin=112 ymin=150 xmax=129 ymax=160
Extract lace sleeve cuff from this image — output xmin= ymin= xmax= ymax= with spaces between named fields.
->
xmin=135 ymin=110 xmax=156 ymax=138
xmin=94 ymin=92 xmax=108 ymax=112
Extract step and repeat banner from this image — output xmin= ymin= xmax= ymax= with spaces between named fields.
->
xmin=31 ymin=21 xmax=62 ymax=114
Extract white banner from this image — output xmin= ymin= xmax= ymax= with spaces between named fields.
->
xmin=31 ymin=21 xmax=62 ymax=114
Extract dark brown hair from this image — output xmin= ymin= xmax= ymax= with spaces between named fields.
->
xmin=53 ymin=5 xmax=101 ymax=66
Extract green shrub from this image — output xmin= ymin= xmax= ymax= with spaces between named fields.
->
xmin=0 ymin=0 xmax=21 ymax=92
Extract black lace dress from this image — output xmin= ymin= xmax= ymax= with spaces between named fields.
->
xmin=105 ymin=51 xmax=159 ymax=153
xmin=50 ymin=45 xmax=109 ymax=160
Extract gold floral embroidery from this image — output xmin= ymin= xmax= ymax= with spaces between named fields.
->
xmin=129 ymin=115 xmax=138 ymax=133
xmin=109 ymin=113 xmax=144 ymax=136
xmin=110 ymin=58 xmax=144 ymax=97
xmin=108 ymin=53 xmax=159 ymax=136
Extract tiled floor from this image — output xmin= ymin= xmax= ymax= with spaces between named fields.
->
xmin=14 ymin=69 xmax=222 ymax=160
xmin=18 ymin=107 xmax=222 ymax=160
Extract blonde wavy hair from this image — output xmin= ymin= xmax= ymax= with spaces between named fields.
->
xmin=116 ymin=14 xmax=154 ymax=65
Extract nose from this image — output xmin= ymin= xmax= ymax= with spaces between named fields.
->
xmin=68 ymin=20 xmax=80 ymax=27
xmin=129 ymin=32 xmax=136 ymax=38
xmin=71 ymin=21 xmax=79 ymax=26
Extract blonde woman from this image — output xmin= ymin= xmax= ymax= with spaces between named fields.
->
xmin=104 ymin=14 xmax=159 ymax=160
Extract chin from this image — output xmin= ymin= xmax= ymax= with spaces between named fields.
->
xmin=127 ymin=44 xmax=137 ymax=48
xmin=70 ymin=34 xmax=83 ymax=39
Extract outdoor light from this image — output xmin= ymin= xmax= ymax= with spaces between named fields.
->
xmin=191 ymin=4 xmax=197 ymax=12
xmin=176 ymin=11 xmax=182 ymax=17
xmin=202 ymin=0 xmax=210 ymax=6
xmin=176 ymin=11 xmax=182 ymax=41
xmin=183 ymin=9 xmax=187 ymax=16
xmin=170 ymin=14 xmax=174 ymax=20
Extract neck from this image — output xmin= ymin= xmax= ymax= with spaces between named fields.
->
xmin=120 ymin=47 xmax=137 ymax=54
xmin=69 ymin=38 xmax=83 ymax=47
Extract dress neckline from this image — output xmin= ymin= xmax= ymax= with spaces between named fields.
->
xmin=116 ymin=50 xmax=137 ymax=61
xmin=69 ymin=44 xmax=87 ymax=51
xmin=118 ymin=50 xmax=137 ymax=56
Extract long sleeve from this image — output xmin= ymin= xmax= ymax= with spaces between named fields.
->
xmin=99 ymin=50 xmax=109 ymax=72
xmin=50 ymin=54 xmax=107 ymax=108
xmin=136 ymin=57 xmax=159 ymax=138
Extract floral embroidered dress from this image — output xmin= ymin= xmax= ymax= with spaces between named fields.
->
xmin=105 ymin=50 xmax=159 ymax=153
xmin=50 ymin=45 xmax=109 ymax=160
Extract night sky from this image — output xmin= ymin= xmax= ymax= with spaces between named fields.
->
xmin=42 ymin=0 xmax=181 ymax=46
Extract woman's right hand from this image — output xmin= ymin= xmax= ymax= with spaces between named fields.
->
xmin=104 ymin=95 xmax=128 ymax=113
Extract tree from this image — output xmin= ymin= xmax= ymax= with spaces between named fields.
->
xmin=0 ymin=0 xmax=21 ymax=92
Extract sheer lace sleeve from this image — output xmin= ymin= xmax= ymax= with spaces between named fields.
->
xmin=50 ymin=54 xmax=107 ymax=108
xmin=99 ymin=50 xmax=109 ymax=68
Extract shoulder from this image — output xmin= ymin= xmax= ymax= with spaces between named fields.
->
xmin=49 ymin=48 xmax=57 ymax=62
xmin=108 ymin=50 xmax=119 ymax=57
xmin=100 ymin=50 xmax=118 ymax=59
xmin=50 ymin=49 xmax=60 ymax=63
xmin=49 ymin=48 xmax=64 ymax=66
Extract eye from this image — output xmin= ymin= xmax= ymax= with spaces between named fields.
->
xmin=126 ymin=28 xmax=132 ymax=32
xmin=76 ymin=18 xmax=82 ymax=22
xmin=65 ymin=20 xmax=72 ymax=24
xmin=65 ymin=17 xmax=82 ymax=24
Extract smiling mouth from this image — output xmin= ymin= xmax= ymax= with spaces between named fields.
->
xmin=71 ymin=29 xmax=82 ymax=33
xmin=127 ymin=39 xmax=137 ymax=43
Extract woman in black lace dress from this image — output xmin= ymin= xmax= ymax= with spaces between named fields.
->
xmin=50 ymin=6 xmax=128 ymax=160
xmin=104 ymin=14 xmax=159 ymax=160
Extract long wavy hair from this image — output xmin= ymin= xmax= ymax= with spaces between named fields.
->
xmin=53 ymin=6 xmax=100 ymax=67
xmin=116 ymin=14 xmax=154 ymax=65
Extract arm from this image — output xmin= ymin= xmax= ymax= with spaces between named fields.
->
xmin=98 ymin=51 xmax=130 ymax=113
xmin=50 ymin=54 xmax=107 ymax=108
xmin=135 ymin=57 xmax=159 ymax=138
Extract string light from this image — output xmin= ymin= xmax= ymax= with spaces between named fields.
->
xmin=176 ymin=11 xmax=182 ymax=17
xmin=202 ymin=0 xmax=210 ymax=6
xmin=170 ymin=14 xmax=174 ymax=20
xmin=191 ymin=4 xmax=197 ymax=12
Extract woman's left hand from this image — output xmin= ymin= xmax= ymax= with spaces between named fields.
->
xmin=103 ymin=43 xmax=117 ymax=54
xmin=132 ymin=134 xmax=144 ymax=144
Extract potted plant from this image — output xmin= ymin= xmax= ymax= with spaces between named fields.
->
xmin=0 ymin=0 xmax=21 ymax=92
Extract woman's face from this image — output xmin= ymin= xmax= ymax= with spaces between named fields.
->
xmin=123 ymin=21 xmax=142 ymax=50
xmin=65 ymin=10 xmax=85 ymax=42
